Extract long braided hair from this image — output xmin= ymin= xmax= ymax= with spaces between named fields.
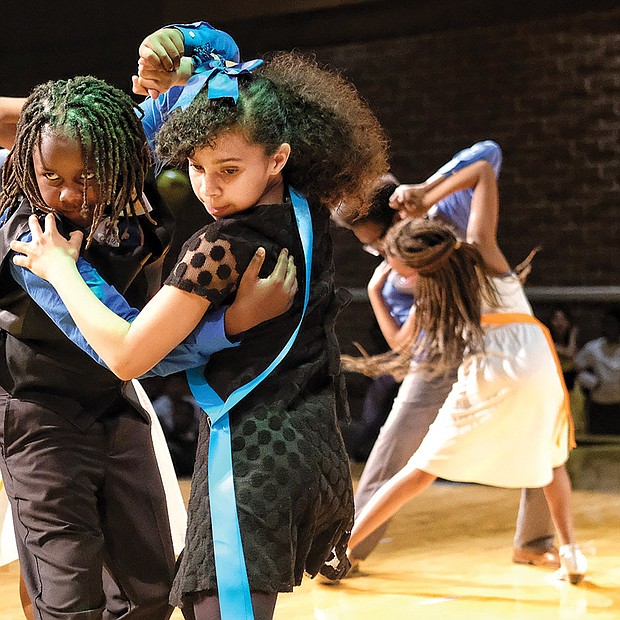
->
xmin=343 ymin=218 xmax=502 ymax=379
xmin=0 ymin=76 xmax=151 ymax=246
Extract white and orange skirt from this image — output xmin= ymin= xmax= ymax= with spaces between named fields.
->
xmin=409 ymin=313 xmax=574 ymax=488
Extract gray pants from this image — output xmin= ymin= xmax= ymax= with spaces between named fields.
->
xmin=351 ymin=366 xmax=554 ymax=560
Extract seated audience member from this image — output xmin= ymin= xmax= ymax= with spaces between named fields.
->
xmin=575 ymin=308 xmax=620 ymax=435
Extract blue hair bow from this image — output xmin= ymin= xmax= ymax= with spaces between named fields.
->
xmin=170 ymin=55 xmax=263 ymax=112
xmin=197 ymin=55 xmax=264 ymax=101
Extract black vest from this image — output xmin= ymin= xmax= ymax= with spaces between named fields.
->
xmin=0 ymin=191 xmax=173 ymax=429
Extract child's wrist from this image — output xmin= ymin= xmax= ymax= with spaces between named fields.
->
xmin=367 ymin=284 xmax=382 ymax=298
xmin=177 ymin=58 xmax=194 ymax=84
xmin=47 ymin=254 xmax=79 ymax=287
xmin=224 ymin=301 xmax=249 ymax=336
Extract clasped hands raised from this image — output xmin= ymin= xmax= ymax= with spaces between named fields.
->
xmin=132 ymin=28 xmax=191 ymax=99
xmin=388 ymin=183 xmax=430 ymax=218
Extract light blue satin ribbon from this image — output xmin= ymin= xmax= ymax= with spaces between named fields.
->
xmin=187 ymin=187 xmax=312 ymax=619
xmin=171 ymin=56 xmax=263 ymax=110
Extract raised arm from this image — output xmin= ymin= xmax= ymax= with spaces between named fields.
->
xmin=132 ymin=28 xmax=193 ymax=99
xmin=136 ymin=21 xmax=242 ymax=152
xmin=413 ymin=160 xmax=510 ymax=274
xmin=0 ymin=97 xmax=26 ymax=149
xmin=133 ymin=21 xmax=241 ymax=100
xmin=367 ymin=261 xmax=416 ymax=351
xmin=389 ymin=140 xmax=502 ymax=233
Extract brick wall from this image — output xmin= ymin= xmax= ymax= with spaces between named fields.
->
xmin=4 ymin=4 xmax=616 ymax=288
xmin=0 ymin=3 xmax=164 ymax=95
xmin=304 ymin=6 xmax=620 ymax=417
xmin=309 ymin=8 xmax=620 ymax=290
xmin=3 ymin=3 xmax=618 ymax=421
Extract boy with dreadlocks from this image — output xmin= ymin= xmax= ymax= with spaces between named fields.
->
xmin=344 ymin=159 xmax=587 ymax=585
xmin=12 ymin=19 xmax=388 ymax=620
xmin=0 ymin=76 xmax=295 ymax=619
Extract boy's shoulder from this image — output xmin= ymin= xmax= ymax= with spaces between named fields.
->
xmin=0 ymin=196 xmax=31 ymax=234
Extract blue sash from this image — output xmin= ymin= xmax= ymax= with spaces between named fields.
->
xmin=186 ymin=187 xmax=313 ymax=619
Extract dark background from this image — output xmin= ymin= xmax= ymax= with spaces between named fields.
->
xmin=3 ymin=0 xmax=619 ymax=413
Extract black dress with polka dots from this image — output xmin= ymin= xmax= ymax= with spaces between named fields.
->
xmin=167 ymin=198 xmax=354 ymax=602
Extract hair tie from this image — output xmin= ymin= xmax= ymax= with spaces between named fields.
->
xmin=454 ymin=239 xmax=461 ymax=250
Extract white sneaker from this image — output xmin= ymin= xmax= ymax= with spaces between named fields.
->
xmin=559 ymin=544 xmax=587 ymax=584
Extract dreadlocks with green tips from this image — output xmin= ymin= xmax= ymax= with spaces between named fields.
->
xmin=0 ymin=75 xmax=152 ymax=246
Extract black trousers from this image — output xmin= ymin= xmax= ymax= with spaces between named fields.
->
xmin=0 ymin=391 xmax=175 ymax=620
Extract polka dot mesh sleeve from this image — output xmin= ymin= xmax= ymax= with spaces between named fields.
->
xmin=166 ymin=232 xmax=241 ymax=308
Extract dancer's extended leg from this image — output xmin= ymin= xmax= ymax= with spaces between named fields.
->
xmin=543 ymin=464 xmax=587 ymax=584
xmin=349 ymin=467 xmax=436 ymax=550
xmin=543 ymin=465 xmax=574 ymax=545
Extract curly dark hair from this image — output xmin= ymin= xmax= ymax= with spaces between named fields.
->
xmin=155 ymin=51 xmax=388 ymax=214
xmin=0 ymin=76 xmax=152 ymax=246
xmin=343 ymin=218 xmax=502 ymax=378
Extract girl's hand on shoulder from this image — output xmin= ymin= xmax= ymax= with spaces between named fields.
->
xmin=225 ymin=248 xmax=298 ymax=335
xmin=10 ymin=214 xmax=82 ymax=282
xmin=368 ymin=260 xmax=392 ymax=296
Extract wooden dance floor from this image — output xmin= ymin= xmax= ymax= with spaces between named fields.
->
xmin=1 ymin=465 xmax=619 ymax=619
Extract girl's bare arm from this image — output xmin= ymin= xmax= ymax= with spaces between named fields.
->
xmin=11 ymin=215 xmax=296 ymax=380
xmin=0 ymin=97 xmax=26 ymax=149
xmin=367 ymin=262 xmax=415 ymax=351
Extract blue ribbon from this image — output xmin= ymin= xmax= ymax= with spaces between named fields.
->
xmin=197 ymin=56 xmax=264 ymax=102
xmin=171 ymin=56 xmax=263 ymax=111
xmin=187 ymin=187 xmax=313 ymax=619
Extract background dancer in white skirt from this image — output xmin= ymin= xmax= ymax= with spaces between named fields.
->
xmin=338 ymin=142 xmax=558 ymax=573
xmin=345 ymin=159 xmax=587 ymax=584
